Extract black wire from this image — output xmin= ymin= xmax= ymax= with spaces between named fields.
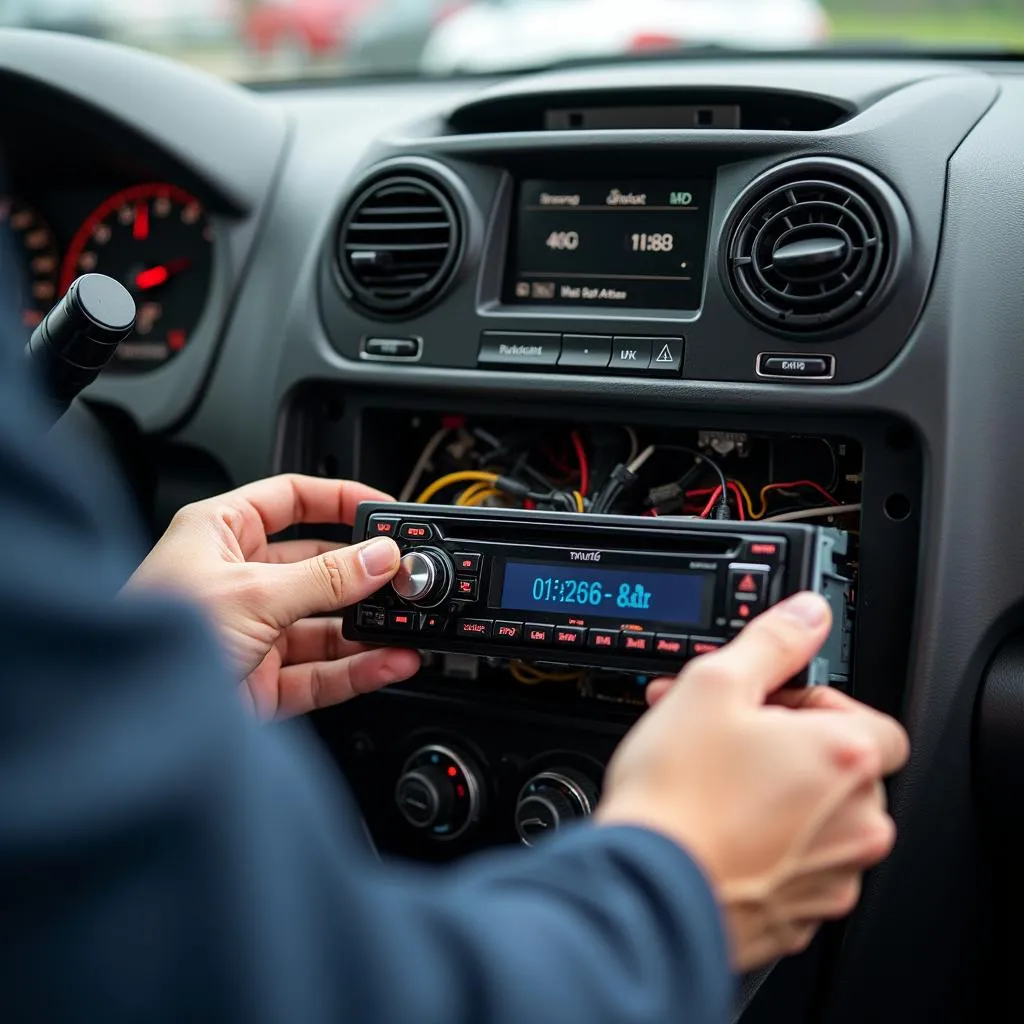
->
xmin=648 ymin=445 xmax=728 ymax=500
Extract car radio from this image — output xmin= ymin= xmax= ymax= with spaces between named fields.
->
xmin=343 ymin=503 xmax=852 ymax=686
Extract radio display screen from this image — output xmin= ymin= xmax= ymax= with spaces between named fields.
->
xmin=498 ymin=560 xmax=713 ymax=626
xmin=504 ymin=179 xmax=712 ymax=310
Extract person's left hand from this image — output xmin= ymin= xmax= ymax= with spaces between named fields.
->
xmin=128 ymin=474 xmax=420 ymax=719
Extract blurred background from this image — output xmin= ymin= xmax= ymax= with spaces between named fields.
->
xmin=0 ymin=0 xmax=1019 ymax=81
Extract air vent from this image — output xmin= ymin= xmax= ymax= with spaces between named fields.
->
xmin=337 ymin=173 xmax=461 ymax=316
xmin=725 ymin=164 xmax=895 ymax=335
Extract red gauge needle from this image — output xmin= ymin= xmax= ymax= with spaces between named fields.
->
xmin=135 ymin=258 xmax=190 ymax=291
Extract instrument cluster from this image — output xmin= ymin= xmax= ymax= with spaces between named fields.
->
xmin=1 ymin=181 xmax=215 ymax=372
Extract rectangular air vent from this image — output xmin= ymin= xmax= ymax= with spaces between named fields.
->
xmin=448 ymin=89 xmax=852 ymax=134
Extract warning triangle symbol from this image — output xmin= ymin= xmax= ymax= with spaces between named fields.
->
xmin=738 ymin=574 xmax=757 ymax=593
xmin=655 ymin=344 xmax=674 ymax=363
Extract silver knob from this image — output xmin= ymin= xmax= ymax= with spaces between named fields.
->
xmin=393 ymin=551 xmax=437 ymax=602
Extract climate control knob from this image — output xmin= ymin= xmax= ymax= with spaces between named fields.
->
xmin=515 ymin=768 xmax=600 ymax=846
xmin=392 ymin=547 xmax=453 ymax=608
xmin=395 ymin=744 xmax=484 ymax=841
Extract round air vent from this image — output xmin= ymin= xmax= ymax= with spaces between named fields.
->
xmin=337 ymin=172 xmax=461 ymax=316
xmin=725 ymin=161 xmax=898 ymax=335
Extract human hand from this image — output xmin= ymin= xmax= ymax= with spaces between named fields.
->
xmin=595 ymin=593 xmax=908 ymax=971
xmin=128 ymin=474 xmax=420 ymax=719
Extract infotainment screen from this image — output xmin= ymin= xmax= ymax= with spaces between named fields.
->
xmin=504 ymin=179 xmax=712 ymax=311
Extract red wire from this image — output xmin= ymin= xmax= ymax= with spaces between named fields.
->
xmin=693 ymin=483 xmax=745 ymax=520
xmin=700 ymin=487 xmax=723 ymax=518
xmin=761 ymin=479 xmax=840 ymax=508
xmin=570 ymin=430 xmax=589 ymax=497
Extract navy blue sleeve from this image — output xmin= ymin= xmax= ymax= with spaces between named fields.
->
xmin=0 ymin=327 xmax=732 ymax=1023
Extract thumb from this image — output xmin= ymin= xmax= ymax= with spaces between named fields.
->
xmin=691 ymin=591 xmax=832 ymax=706
xmin=269 ymin=536 xmax=401 ymax=624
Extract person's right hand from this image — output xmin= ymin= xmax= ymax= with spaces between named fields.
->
xmin=595 ymin=592 xmax=909 ymax=972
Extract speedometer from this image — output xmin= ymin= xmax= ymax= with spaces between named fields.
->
xmin=60 ymin=183 xmax=214 ymax=372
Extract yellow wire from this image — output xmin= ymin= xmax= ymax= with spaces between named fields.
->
xmin=573 ymin=490 xmax=585 ymax=513
xmin=730 ymin=479 xmax=758 ymax=520
xmin=464 ymin=488 xmax=502 ymax=507
xmin=457 ymin=482 xmax=491 ymax=506
xmin=509 ymin=661 xmax=583 ymax=685
xmin=416 ymin=470 xmax=498 ymax=504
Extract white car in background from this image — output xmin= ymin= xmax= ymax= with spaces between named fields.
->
xmin=421 ymin=0 xmax=830 ymax=74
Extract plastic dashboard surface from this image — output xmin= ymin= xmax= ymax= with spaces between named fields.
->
xmin=8 ymin=28 xmax=1024 ymax=1024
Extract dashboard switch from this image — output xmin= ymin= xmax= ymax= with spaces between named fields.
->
xmin=479 ymin=332 xmax=561 ymax=369
xmin=609 ymin=337 xmax=652 ymax=372
xmin=647 ymin=338 xmax=684 ymax=376
xmin=361 ymin=337 xmax=421 ymax=361
xmin=559 ymin=335 xmax=611 ymax=369
xmin=757 ymin=354 xmax=834 ymax=380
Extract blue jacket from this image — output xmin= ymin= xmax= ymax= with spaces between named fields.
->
xmin=0 ymin=321 xmax=731 ymax=1022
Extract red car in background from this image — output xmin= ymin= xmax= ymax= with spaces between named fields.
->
xmin=242 ymin=0 xmax=380 ymax=64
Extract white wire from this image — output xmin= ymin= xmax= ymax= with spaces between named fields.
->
xmin=398 ymin=428 xmax=449 ymax=502
xmin=624 ymin=426 xmax=640 ymax=466
xmin=627 ymin=444 xmax=656 ymax=475
xmin=762 ymin=503 xmax=862 ymax=523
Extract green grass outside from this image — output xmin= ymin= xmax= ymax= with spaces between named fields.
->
xmin=828 ymin=11 xmax=1024 ymax=50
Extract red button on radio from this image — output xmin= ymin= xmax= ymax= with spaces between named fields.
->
xmin=455 ymin=577 xmax=479 ymax=600
xmin=654 ymin=635 xmax=688 ymax=657
xmin=525 ymin=624 xmax=553 ymax=645
xmin=388 ymin=610 xmax=415 ymax=631
xmin=456 ymin=619 xmax=492 ymax=639
xmin=620 ymin=632 xmax=654 ymax=653
xmin=690 ymin=638 xmax=725 ymax=656
xmin=454 ymin=552 xmax=481 ymax=573
xmin=400 ymin=522 xmax=433 ymax=541
xmin=494 ymin=621 xmax=523 ymax=642
xmin=554 ymin=626 xmax=585 ymax=647
xmin=587 ymin=629 xmax=619 ymax=650
xmin=368 ymin=516 xmax=400 ymax=538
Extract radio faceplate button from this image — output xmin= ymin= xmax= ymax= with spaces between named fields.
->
xmin=456 ymin=619 xmax=493 ymax=639
xmin=654 ymin=634 xmax=688 ymax=657
xmin=609 ymin=337 xmax=652 ymax=373
xmin=388 ymin=610 xmax=416 ymax=631
xmin=454 ymin=552 xmax=481 ymax=573
xmin=418 ymin=612 xmax=447 ymax=634
xmin=358 ymin=605 xmax=386 ymax=630
xmin=368 ymin=516 xmax=400 ymax=539
xmin=479 ymin=332 xmax=561 ymax=369
xmin=553 ymin=626 xmax=585 ymax=647
xmin=620 ymin=631 xmax=654 ymax=653
xmin=454 ymin=577 xmax=479 ymax=600
xmin=728 ymin=566 xmax=769 ymax=607
xmin=525 ymin=624 xmax=554 ymax=645
xmin=690 ymin=637 xmax=725 ymax=656
xmin=493 ymin=621 xmax=523 ymax=642
xmin=399 ymin=522 xmax=433 ymax=541
xmin=587 ymin=629 xmax=619 ymax=650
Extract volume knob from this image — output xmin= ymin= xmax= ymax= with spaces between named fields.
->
xmin=392 ymin=547 xmax=452 ymax=608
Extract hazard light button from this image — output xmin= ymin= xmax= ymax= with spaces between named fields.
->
xmin=647 ymin=338 xmax=684 ymax=376
xmin=727 ymin=566 xmax=769 ymax=615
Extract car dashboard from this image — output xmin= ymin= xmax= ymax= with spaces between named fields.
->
xmin=5 ymin=27 xmax=1024 ymax=1022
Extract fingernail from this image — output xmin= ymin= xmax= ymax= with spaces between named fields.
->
xmin=359 ymin=537 xmax=398 ymax=577
xmin=777 ymin=592 xmax=828 ymax=628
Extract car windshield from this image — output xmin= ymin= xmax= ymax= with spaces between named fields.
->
xmin=1 ymin=0 xmax=1020 ymax=81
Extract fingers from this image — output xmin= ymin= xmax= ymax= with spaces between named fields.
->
xmin=645 ymin=677 xmax=674 ymax=706
xmin=269 ymin=536 xmax=401 ymax=624
xmin=223 ymin=475 xmax=393 ymax=539
xmin=815 ymin=706 xmax=909 ymax=778
xmin=278 ymin=618 xmax=368 ymax=665
xmin=682 ymin=592 xmax=832 ymax=705
xmin=275 ymin=647 xmax=421 ymax=718
xmin=264 ymin=539 xmax=340 ymax=564
xmin=769 ymin=686 xmax=865 ymax=713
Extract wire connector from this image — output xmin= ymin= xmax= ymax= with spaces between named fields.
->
xmin=712 ymin=497 xmax=732 ymax=520
xmin=495 ymin=476 xmax=532 ymax=499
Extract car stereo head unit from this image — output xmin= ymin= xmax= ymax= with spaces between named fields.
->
xmin=344 ymin=503 xmax=851 ymax=686
xmin=504 ymin=179 xmax=713 ymax=311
